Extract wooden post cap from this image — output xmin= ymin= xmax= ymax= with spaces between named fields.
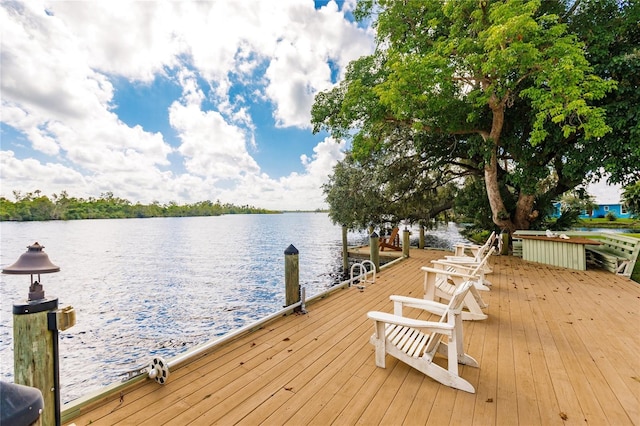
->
xmin=284 ymin=244 xmax=298 ymax=255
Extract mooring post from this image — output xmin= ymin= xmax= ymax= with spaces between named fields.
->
xmin=341 ymin=225 xmax=349 ymax=272
xmin=500 ymin=231 xmax=509 ymax=255
xmin=369 ymin=232 xmax=380 ymax=273
xmin=284 ymin=244 xmax=300 ymax=309
xmin=419 ymin=225 xmax=425 ymax=249
xmin=402 ymin=228 xmax=410 ymax=258
xmin=3 ymin=243 xmax=75 ymax=426
xmin=13 ymin=300 xmax=58 ymax=426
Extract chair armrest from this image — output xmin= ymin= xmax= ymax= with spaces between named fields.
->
xmin=367 ymin=311 xmax=454 ymax=331
xmin=389 ymin=295 xmax=447 ymax=316
xmin=443 ymin=255 xmax=480 ymax=263
xmin=455 ymin=243 xmax=481 ymax=249
xmin=420 ymin=266 xmax=475 ymax=280
xmin=431 ymin=260 xmax=476 ymax=272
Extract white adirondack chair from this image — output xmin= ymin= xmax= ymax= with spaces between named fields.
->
xmin=431 ymin=260 xmax=490 ymax=291
xmin=433 ymin=246 xmax=495 ymax=289
xmin=445 ymin=241 xmax=495 ymax=274
xmin=367 ymin=281 xmax=479 ymax=393
xmin=453 ymin=231 xmax=496 ymax=257
xmin=422 ymin=263 xmax=489 ymax=321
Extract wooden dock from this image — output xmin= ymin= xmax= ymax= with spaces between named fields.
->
xmin=346 ymin=245 xmax=404 ymax=261
xmin=64 ymin=249 xmax=640 ymax=425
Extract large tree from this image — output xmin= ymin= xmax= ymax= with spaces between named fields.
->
xmin=312 ymin=0 xmax=619 ymax=232
xmin=567 ymin=0 xmax=640 ymax=186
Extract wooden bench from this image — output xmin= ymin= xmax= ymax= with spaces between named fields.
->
xmin=585 ymin=235 xmax=640 ymax=278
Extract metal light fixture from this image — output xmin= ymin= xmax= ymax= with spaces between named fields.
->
xmin=2 ymin=242 xmax=60 ymax=300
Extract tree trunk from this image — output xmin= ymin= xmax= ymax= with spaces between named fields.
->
xmin=484 ymin=95 xmax=518 ymax=233
xmin=484 ymin=154 xmax=516 ymax=233
xmin=514 ymin=193 xmax=536 ymax=230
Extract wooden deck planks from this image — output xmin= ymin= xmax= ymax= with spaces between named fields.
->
xmin=508 ymin=261 xmax=544 ymax=426
xmin=64 ymin=249 xmax=640 ymax=426
xmin=510 ymin=258 xmax=561 ymax=425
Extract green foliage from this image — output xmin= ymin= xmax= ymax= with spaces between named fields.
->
xmin=542 ymin=208 xmax=581 ymax=231
xmin=322 ymin=155 xmax=387 ymax=230
xmin=323 ymin=150 xmax=457 ymax=231
xmin=622 ymin=181 xmax=640 ymax=217
xmin=454 ymin=178 xmax=496 ymax=231
xmin=559 ymin=188 xmax=597 ymax=218
xmin=567 ymin=0 xmax=640 ymax=185
xmin=0 ymin=191 xmax=277 ymax=222
xmin=605 ymin=211 xmax=617 ymax=221
xmin=313 ymin=0 xmax=624 ymax=232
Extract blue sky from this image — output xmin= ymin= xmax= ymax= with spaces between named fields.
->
xmin=1 ymin=0 xmax=374 ymax=210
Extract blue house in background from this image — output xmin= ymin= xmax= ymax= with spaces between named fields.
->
xmin=551 ymin=181 xmax=632 ymax=219
xmin=588 ymin=203 xmax=631 ymax=219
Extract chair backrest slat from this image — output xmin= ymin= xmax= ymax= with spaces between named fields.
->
xmin=423 ymin=281 xmax=473 ymax=355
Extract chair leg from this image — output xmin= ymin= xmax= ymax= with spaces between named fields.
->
xmin=373 ymin=321 xmax=386 ymax=368
xmin=454 ymin=316 xmax=479 ymax=367
xmin=461 ymin=311 xmax=488 ymax=321
xmin=426 ymin=344 xmax=476 ymax=393
xmin=460 ymin=292 xmax=488 ymax=321
xmin=468 ymin=286 xmax=488 ymax=309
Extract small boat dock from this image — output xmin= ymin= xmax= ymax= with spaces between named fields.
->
xmin=64 ymin=248 xmax=639 ymax=425
xmin=346 ymin=245 xmax=404 ymax=261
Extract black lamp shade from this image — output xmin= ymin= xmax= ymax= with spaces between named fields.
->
xmin=2 ymin=243 xmax=60 ymax=275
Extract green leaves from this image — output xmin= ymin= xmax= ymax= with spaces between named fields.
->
xmin=311 ymin=0 xmax=633 ymax=231
xmin=622 ymin=182 xmax=640 ymax=217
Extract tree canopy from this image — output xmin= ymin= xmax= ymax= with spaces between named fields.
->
xmin=622 ymin=181 xmax=640 ymax=217
xmin=313 ymin=0 xmax=637 ymax=232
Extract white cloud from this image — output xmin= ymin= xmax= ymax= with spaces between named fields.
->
xmin=215 ymin=137 xmax=346 ymax=210
xmin=0 ymin=151 xmax=87 ymax=190
xmin=0 ymin=0 xmax=373 ymax=210
xmin=263 ymin=1 xmax=373 ymax=128
xmin=168 ymin=69 xmax=260 ymax=181
xmin=43 ymin=1 xmax=183 ymax=82
xmin=586 ymin=179 xmax=623 ymax=205
xmin=1 ymin=1 xmax=174 ymax=172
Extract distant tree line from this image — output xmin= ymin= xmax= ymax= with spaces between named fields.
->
xmin=0 ymin=190 xmax=278 ymax=221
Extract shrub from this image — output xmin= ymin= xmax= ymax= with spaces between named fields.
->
xmin=605 ymin=211 xmax=617 ymax=221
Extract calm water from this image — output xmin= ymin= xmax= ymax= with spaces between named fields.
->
xmin=571 ymin=227 xmax=639 ymax=233
xmin=0 ymin=214 xmax=467 ymax=403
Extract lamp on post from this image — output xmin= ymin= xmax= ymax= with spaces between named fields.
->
xmin=2 ymin=242 xmax=75 ymax=426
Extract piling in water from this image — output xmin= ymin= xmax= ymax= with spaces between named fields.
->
xmin=284 ymin=244 xmax=300 ymax=308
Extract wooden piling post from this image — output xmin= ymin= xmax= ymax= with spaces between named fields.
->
xmin=341 ymin=226 xmax=349 ymax=272
xmin=501 ymin=231 xmax=509 ymax=255
xmin=369 ymin=232 xmax=380 ymax=273
xmin=403 ymin=228 xmax=410 ymax=258
xmin=419 ymin=225 xmax=425 ymax=249
xmin=13 ymin=298 xmax=58 ymax=426
xmin=284 ymin=244 xmax=300 ymax=307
